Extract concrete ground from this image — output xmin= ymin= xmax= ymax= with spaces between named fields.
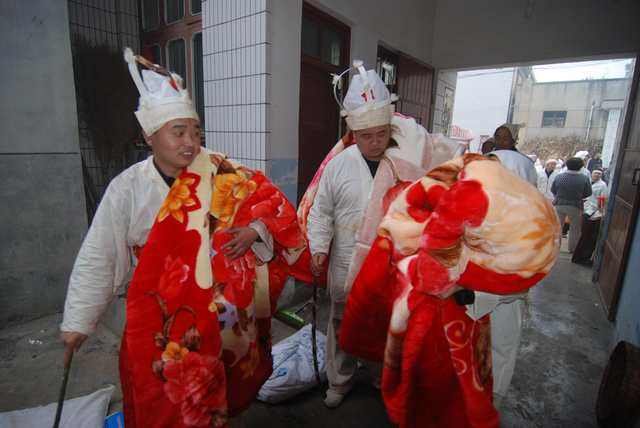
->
xmin=499 ymin=249 xmax=613 ymax=427
xmin=0 ymin=248 xmax=612 ymax=427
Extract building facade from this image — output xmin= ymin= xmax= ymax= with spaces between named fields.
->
xmin=513 ymin=76 xmax=631 ymax=166
xmin=200 ymin=0 xmax=439 ymax=202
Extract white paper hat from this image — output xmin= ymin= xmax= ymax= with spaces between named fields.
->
xmin=333 ymin=60 xmax=398 ymax=131
xmin=124 ymin=47 xmax=199 ymax=136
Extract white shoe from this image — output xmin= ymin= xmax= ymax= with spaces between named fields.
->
xmin=324 ymin=388 xmax=349 ymax=408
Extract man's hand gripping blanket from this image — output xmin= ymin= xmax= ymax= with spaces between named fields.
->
xmin=121 ymin=149 xmax=308 ymax=428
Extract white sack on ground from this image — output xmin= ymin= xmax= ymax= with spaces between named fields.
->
xmin=258 ymin=324 xmax=327 ymax=403
xmin=0 ymin=385 xmax=114 ymax=428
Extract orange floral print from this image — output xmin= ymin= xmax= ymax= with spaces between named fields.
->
xmin=162 ymin=341 xmax=190 ymax=362
xmin=158 ymin=177 xmax=197 ymax=223
xmin=210 ymin=172 xmax=257 ymax=229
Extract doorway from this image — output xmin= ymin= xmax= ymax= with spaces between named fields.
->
xmin=596 ymin=53 xmax=640 ymax=320
xmin=377 ymin=46 xmax=435 ymax=129
xmin=297 ymin=3 xmax=350 ymax=202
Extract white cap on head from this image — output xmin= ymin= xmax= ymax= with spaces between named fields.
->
xmin=574 ymin=150 xmax=589 ymax=159
xmin=124 ymin=47 xmax=199 ymax=136
xmin=338 ymin=60 xmax=397 ymax=131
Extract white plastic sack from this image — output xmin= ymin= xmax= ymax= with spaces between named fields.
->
xmin=258 ymin=324 xmax=327 ymax=403
xmin=0 ymin=385 xmax=115 ymax=428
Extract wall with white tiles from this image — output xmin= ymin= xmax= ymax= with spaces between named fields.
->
xmin=201 ymin=0 xmax=440 ymax=203
xmin=202 ymin=0 xmax=270 ymax=173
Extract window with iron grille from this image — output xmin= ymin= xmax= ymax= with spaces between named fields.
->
xmin=301 ymin=15 xmax=344 ymax=67
xmin=191 ymin=0 xmax=202 ymax=15
xmin=542 ymin=110 xmax=567 ymax=128
xmin=142 ymin=0 xmax=160 ymax=30
xmin=68 ymin=0 xmax=146 ymax=221
xmin=377 ymin=46 xmax=399 ymax=93
xmin=167 ymin=38 xmax=186 ymax=83
xmin=166 ymin=0 xmax=184 ymax=24
xmin=193 ymin=33 xmax=204 ymax=126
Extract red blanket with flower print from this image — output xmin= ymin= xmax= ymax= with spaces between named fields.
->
xmin=340 ymin=154 xmax=560 ymax=428
xmin=121 ymin=150 xmax=309 ymax=428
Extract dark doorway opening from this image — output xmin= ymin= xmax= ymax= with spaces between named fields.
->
xmin=297 ymin=3 xmax=350 ymax=202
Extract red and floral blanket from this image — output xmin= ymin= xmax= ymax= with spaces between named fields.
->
xmin=121 ymin=149 xmax=308 ymax=427
xmin=340 ymin=154 xmax=560 ymax=427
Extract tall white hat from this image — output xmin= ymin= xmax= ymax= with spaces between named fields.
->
xmin=333 ymin=60 xmax=398 ymax=131
xmin=124 ymin=47 xmax=199 ymax=136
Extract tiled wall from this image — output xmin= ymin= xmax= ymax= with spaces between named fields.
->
xmin=202 ymin=0 xmax=270 ymax=172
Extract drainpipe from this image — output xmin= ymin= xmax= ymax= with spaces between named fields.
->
xmin=585 ymin=101 xmax=595 ymax=143
xmin=507 ymin=68 xmax=518 ymax=123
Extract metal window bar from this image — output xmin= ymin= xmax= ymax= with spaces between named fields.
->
xmin=68 ymin=0 xmax=147 ymax=222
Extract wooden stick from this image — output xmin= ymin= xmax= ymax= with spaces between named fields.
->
xmin=52 ymin=351 xmax=73 ymax=428
xmin=311 ymin=276 xmax=321 ymax=385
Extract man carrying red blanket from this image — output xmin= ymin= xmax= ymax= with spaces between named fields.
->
xmin=299 ymin=60 xmax=466 ymax=408
xmin=339 ymin=154 xmax=560 ymax=427
xmin=60 ymin=48 xmax=307 ymax=427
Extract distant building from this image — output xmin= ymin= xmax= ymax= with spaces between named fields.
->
xmin=513 ymin=75 xmax=631 ymax=167
xmin=452 ymin=65 xmax=632 ymax=166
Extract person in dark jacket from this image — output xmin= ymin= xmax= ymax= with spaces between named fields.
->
xmin=587 ymin=153 xmax=603 ymax=172
xmin=551 ymin=157 xmax=592 ymax=252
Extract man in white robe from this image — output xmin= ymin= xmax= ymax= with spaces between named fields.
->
xmin=469 ymin=123 xmax=540 ymax=406
xmin=538 ymin=159 xmax=558 ymax=200
xmin=305 ymin=63 xmax=464 ymax=408
xmin=574 ymin=150 xmax=593 ymax=177
xmin=307 ymin=67 xmax=394 ymax=408
xmin=60 ymin=50 xmax=272 ymax=364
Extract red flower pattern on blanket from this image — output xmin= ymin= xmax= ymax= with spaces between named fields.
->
xmin=158 ymin=256 xmax=190 ymax=302
xmin=212 ymin=231 xmax=257 ymax=310
xmin=340 ymin=154 xmax=560 ymax=428
xmin=121 ymin=151 xmax=310 ymax=428
xmin=163 ymin=352 xmax=227 ymax=427
xmin=157 ymin=174 xmax=200 ymax=224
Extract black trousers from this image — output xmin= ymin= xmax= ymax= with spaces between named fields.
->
xmin=572 ymin=214 xmax=601 ymax=264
